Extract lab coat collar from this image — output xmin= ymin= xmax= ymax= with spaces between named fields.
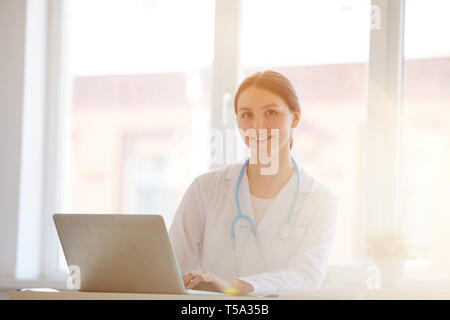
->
xmin=225 ymin=158 xmax=314 ymax=193
xmin=225 ymin=158 xmax=314 ymax=234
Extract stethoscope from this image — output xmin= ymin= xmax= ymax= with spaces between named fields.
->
xmin=230 ymin=155 xmax=300 ymax=276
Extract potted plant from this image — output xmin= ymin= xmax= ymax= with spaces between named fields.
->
xmin=364 ymin=231 xmax=414 ymax=289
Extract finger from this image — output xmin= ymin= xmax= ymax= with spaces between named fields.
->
xmin=183 ymin=273 xmax=194 ymax=287
xmin=186 ymin=274 xmax=200 ymax=289
xmin=191 ymin=275 xmax=205 ymax=289
xmin=184 ymin=273 xmax=201 ymax=288
xmin=186 ymin=275 xmax=203 ymax=290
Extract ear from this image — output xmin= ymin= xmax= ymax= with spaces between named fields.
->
xmin=291 ymin=110 xmax=301 ymax=128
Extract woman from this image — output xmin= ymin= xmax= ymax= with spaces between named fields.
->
xmin=169 ymin=70 xmax=338 ymax=296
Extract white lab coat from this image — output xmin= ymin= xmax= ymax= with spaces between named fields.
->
xmin=168 ymin=159 xmax=338 ymax=297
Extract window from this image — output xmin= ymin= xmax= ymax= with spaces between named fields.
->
xmin=43 ymin=0 xmax=450 ymax=283
xmin=241 ymin=0 xmax=372 ymax=264
xmin=401 ymin=0 xmax=450 ymax=277
xmin=57 ymin=0 xmax=215 ymax=272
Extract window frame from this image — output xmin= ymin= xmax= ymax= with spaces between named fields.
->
xmin=41 ymin=0 xmax=72 ymax=278
xmin=362 ymin=0 xmax=405 ymax=244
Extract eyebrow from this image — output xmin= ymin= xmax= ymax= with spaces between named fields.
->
xmin=238 ymin=104 xmax=280 ymax=112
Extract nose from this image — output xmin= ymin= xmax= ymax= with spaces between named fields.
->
xmin=252 ymin=115 xmax=267 ymax=134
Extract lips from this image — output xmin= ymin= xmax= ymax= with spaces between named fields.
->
xmin=250 ymin=135 xmax=272 ymax=143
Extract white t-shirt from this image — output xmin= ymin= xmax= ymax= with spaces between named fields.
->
xmin=250 ymin=194 xmax=275 ymax=226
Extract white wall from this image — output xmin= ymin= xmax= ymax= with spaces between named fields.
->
xmin=0 ymin=0 xmax=27 ymax=277
xmin=16 ymin=0 xmax=48 ymax=279
xmin=0 ymin=0 xmax=48 ymax=280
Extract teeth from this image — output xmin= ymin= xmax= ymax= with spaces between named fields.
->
xmin=251 ymin=135 xmax=271 ymax=141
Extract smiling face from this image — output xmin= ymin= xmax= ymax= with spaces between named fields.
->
xmin=235 ymin=86 xmax=300 ymax=157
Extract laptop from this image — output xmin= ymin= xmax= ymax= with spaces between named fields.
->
xmin=53 ymin=213 xmax=227 ymax=296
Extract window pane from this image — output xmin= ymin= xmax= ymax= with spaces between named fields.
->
xmin=241 ymin=0 xmax=371 ymax=264
xmin=58 ymin=0 xmax=215 ymax=271
xmin=401 ymin=0 xmax=450 ymax=277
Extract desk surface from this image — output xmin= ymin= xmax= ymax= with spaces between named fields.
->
xmin=9 ymin=290 xmax=274 ymax=300
xmin=9 ymin=287 xmax=450 ymax=300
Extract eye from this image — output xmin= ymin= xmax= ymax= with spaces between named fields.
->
xmin=266 ymin=110 xmax=277 ymax=116
xmin=241 ymin=112 xmax=252 ymax=119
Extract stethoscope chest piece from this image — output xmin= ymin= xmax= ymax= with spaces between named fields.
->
xmin=278 ymin=223 xmax=292 ymax=241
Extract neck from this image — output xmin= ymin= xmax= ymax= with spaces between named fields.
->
xmin=246 ymin=145 xmax=294 ymax=198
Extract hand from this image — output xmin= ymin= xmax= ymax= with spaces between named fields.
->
xmin=182 ymin=269 xmax=227 ymax=291
xmin=182 ymin=269 xmax=254 ymax=295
